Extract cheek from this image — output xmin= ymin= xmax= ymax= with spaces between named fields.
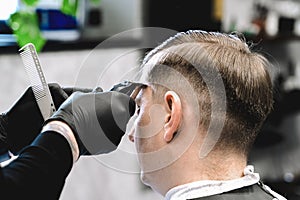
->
xmin=134 ymin=104 xmax=166 ymax=153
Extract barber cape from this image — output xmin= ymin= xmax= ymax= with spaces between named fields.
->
xmin=165 ymin=166 xmax=287 ymax=200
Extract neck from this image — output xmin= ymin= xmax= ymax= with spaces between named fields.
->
xmin=159 ymin=148 xmax=247 ymax=196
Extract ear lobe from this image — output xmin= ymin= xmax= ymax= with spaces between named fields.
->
xmin=163 ymin=91 xmax=182 ymax=142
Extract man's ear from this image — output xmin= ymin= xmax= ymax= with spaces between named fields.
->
xmin=163 ymin=91 xmax=182 ymax=142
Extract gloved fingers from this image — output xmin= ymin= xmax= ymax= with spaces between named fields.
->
xmin=3 ymin=85 xmax=44 ymax=154
xmin=89 ymin=91 xmax=136 ymax=150
xmin=92 ymin=87 xmax=103 ymax=93
xmin=48 ymin=83 xmax=69 ymax=109
xmin=110 ymin=81 xmax=145 ymax=96
xmin=47 ymin=90 xmax=136 ymax=155
xmin=128 ymin=95 xmax=136 ymax=117
xmin=63 ymin=87 xmax=98 ymax=96
xmin=3 ymin=84 xmax=69 ymax=154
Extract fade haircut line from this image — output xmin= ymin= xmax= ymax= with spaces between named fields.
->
xmin=140 ymin=30 xmax=273 ymax=155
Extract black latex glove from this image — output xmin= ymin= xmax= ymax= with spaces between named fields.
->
xmin=47 ymin=91 xmax=135 ymax=155
xmin=109 ymin=81 xmax=145 ymax=95
xmin=0 ymin=83 xmax=95 ymax=154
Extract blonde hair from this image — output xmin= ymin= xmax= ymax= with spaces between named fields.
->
xmin=141 ymin=30 xmax=273 ymax=155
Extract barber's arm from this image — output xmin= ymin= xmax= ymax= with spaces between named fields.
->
xmin=0 ymin=128 xmax=74 ymax=199
xmin=0 ymin=89 xmax=135 ymax=199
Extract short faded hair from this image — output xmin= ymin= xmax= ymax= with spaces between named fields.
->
xmin=140 ymin=30 xmax=273 ymax=155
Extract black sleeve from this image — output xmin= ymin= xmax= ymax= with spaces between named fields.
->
xmin=0 ymin=114 xmax=7 ymax=146
xmin=0 ymin=131 xmax=73 ymax=200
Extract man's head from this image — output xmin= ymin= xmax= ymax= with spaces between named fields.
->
xmin=129 ymin=30 xmax=273 ymax=194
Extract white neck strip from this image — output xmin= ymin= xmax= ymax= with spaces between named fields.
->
xmin=165 ymin=165 xmax=260 ymax=200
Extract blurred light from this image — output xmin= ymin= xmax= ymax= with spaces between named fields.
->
xmin=0 ymin=0 xmax=18 ymax=20
xmin=283 ymin=172 xmax=295 ymax=183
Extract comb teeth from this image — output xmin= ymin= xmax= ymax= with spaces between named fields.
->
xmin=20 ymin=44 xmax=46 ymax=100
xmin=19 ymin=43 xmax=56 ymax=120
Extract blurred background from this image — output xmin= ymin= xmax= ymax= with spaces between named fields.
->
xmin=1 ymin=0 xmax=300 ymax=199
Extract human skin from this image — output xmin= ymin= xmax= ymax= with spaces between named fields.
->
xmin=128 ymin=85 xmax=246 ymax=196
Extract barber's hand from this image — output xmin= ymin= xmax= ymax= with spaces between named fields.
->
xmin=0 ymin=83 xmax=94 ymax=154
xmin=47 ymin=91 xmax=135 ymax=155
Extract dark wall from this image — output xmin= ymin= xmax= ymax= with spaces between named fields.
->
xmin=143 ymin=0 xmax=221 ymax=32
